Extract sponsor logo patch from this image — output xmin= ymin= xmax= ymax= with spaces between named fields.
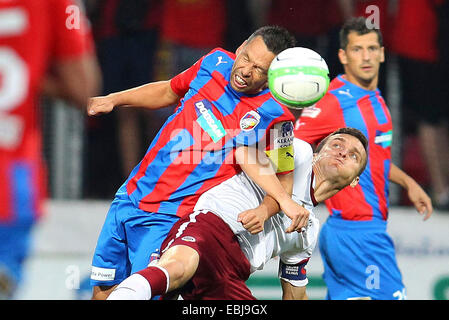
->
xmin=374 ymin=130 xmax=393 ymax=148
xmin=91 ymin=266 xmax=116 ymax=281
xmin=195 ymin=100 xmax=226 ymax=143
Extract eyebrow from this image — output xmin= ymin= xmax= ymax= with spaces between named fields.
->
xmin=331 ymin=137 xmax=364 ymax=160
xmin=244 ymin=51 xmax=268 ymax=74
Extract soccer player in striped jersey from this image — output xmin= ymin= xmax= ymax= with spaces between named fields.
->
xmin=88 ymin=26 xmax=310 ymax=299
xmin=106 ymin=128 xmax=368 ymax=300
xmin=294 ymin=17 xmax=433 ymax=300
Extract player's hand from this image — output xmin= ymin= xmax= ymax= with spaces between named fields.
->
xmin=280 ymin=199 xmax=310 ymax=233
xmin=238 ymin=206 xmax=269 ymax=234
xmin=87 ymin=95 xmax=116 ymax=116
xmin=407 ymin=182 xmax=433 ymax=220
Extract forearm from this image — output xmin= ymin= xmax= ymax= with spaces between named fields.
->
xmin=389 ymin=163 xmax=417 ymax=190
xmin=281 ymin=279 xmax=307 ymax=300
xmin=109 ymin=80 xmax=180 ymax=110
xmin=235 ymin=146 xmax=291 ymax=204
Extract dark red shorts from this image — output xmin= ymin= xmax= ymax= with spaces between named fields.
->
xmin=160 ymin=210 xmax=255 ymax=300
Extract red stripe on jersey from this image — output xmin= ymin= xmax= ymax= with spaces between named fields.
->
xmin=175 ymin=152 xmax=239 ymax=217
xmin=359 ymin=95 xmax=389 ymax=220
xmin=126 ymin=111 xmax=182 ymax=195
xmin=0 ymin=162 xmax=12 ymax=222
xmin=138 ymin=124 xmax=206 ymax=213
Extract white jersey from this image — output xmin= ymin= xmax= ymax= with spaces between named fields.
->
xmin=194 ymin=138 xmax=319 ymax=273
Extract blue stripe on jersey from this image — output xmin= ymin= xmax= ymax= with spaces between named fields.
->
xmin=369 ymin=94 xmax=388 ymax=125
xmin=12 ymin=162 xmax=34 ymax=224
xmin=157 ymin=138 xmax=235 ymax=214
xmin=383 ymin=159 xmax=391 ymax=217
xmin=214 ymin=85 xmax=242 ymax=116
xmin=258 ymin=95 xmax=286 ymax=118
xmin=127 ymin=108 xmax=182 ymax=183
xmin=129 ymin=129 xmax=195 ymax=201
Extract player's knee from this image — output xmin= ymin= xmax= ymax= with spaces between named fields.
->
xmin=159 ymin=246 xmax=199 ymax=290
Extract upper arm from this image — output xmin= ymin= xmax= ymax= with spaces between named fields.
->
xmin=47 ymin=0 xmax=101 ymax=106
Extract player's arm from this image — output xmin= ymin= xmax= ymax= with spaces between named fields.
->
xmin=389 ymin=163 xmax=433 ymax=220
xmin=280 ymin=279 xmax=308 ymax=300
xmin=87 ymin=81 xmax=181 ymax=116
xmin=42 ymin=54 xmax=101 ymax=108
xmin=235 ymin=146 xmax=309 ymax=233
xmin=237 ymin=172 xmax=296 ymax=234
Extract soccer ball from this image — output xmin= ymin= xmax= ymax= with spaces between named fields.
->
xmin=268 ymin=47 xmax=330 ymax=109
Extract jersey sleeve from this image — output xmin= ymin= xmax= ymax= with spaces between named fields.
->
xmin=264 ymin=120 xmax=295 ymax=174
xmin=50 ymin=0 xmax=94 ymax=60
xmin=294 ymin=93 xmax=346 ymax=146
xmin=169 ymin=50 xmax=213 ymax=97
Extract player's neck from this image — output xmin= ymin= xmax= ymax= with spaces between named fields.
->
xmin=311 ymin=167 xmax=340 ymax=203
xmin=342 ymin=73 xmax=378 ymax=91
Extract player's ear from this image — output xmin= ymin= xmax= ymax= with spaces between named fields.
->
xmin=349 ymin=176 xmax=359 ymax=188
xmin=380 ymin=46 xmax=385 ymax=63
xmin=338 ymin=48 xmax=347 ymax=65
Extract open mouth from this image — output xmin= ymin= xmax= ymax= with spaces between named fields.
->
xmin=233 ymin=74 xmax=248 ymax=89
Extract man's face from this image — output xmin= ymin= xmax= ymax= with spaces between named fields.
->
xmin=230 ymin=36 xmax=276 ymax=95
xmin=338 ymin=31 xmax=384 ymax=88
xmin=315 ymin=133 xmax=367 ymax=188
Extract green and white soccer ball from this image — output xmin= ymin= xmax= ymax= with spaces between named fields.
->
xmin=268 ymin=47 xmax=330 ymax=109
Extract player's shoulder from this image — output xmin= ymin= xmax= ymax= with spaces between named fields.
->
xmin=256 ymin=95 xmax=295 ymax=123
xmin=201 ymin=48 xmax=235 ymax=67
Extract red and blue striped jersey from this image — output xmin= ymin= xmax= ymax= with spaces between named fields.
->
xmin=126 ymin=48 xmax=295 ymax=217
xmin=295 ymin=75 xmax=393 ymax=222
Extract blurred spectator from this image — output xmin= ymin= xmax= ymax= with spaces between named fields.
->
xmin=160 ymin=0 xmax=227 ymax=77
xmin=265 ymin=0 xmax=344 ymax=81
xmin=85 ymin=0 xmax=162 ymax=197
xmin=337 ymin=0 xmax=393 ymax=97
xmin=0 ymin=0 xmax=100 ymax=298
xmin=391 ymin=0 xmax=449 ymax=211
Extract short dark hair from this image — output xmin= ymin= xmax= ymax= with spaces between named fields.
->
xmin=339 ymin=16 xmax=383 ymax=49
xmin=315 ymin=127 xmax=369 ymax=175
xmin=247 ymin=25 xmax=296 ymax=55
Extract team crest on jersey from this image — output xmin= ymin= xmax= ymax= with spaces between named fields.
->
xmin=240 ymin=111 xmax=260 ymax=131
xmin=374 ymin=130 xmax=393 ymax=148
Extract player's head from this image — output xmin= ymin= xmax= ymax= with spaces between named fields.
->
xmin=230 ymin=26 xmax=296 ymax=95
xmin=314 ymin=127 xmax=368 ymax=189
xmin=338 ymin=17 xmax=385 ymax=90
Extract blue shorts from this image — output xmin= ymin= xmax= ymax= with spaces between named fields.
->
xmin=319 ymin=218 xmax=406 ymax=300
xmin=0 ymin=223 xmax=32 ymax=287
xmin=90 ymin=184 xmax=179 ymax=287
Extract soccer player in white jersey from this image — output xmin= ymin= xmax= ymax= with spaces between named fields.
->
xmin=107 ymin=127 xmax=368 ymax=300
